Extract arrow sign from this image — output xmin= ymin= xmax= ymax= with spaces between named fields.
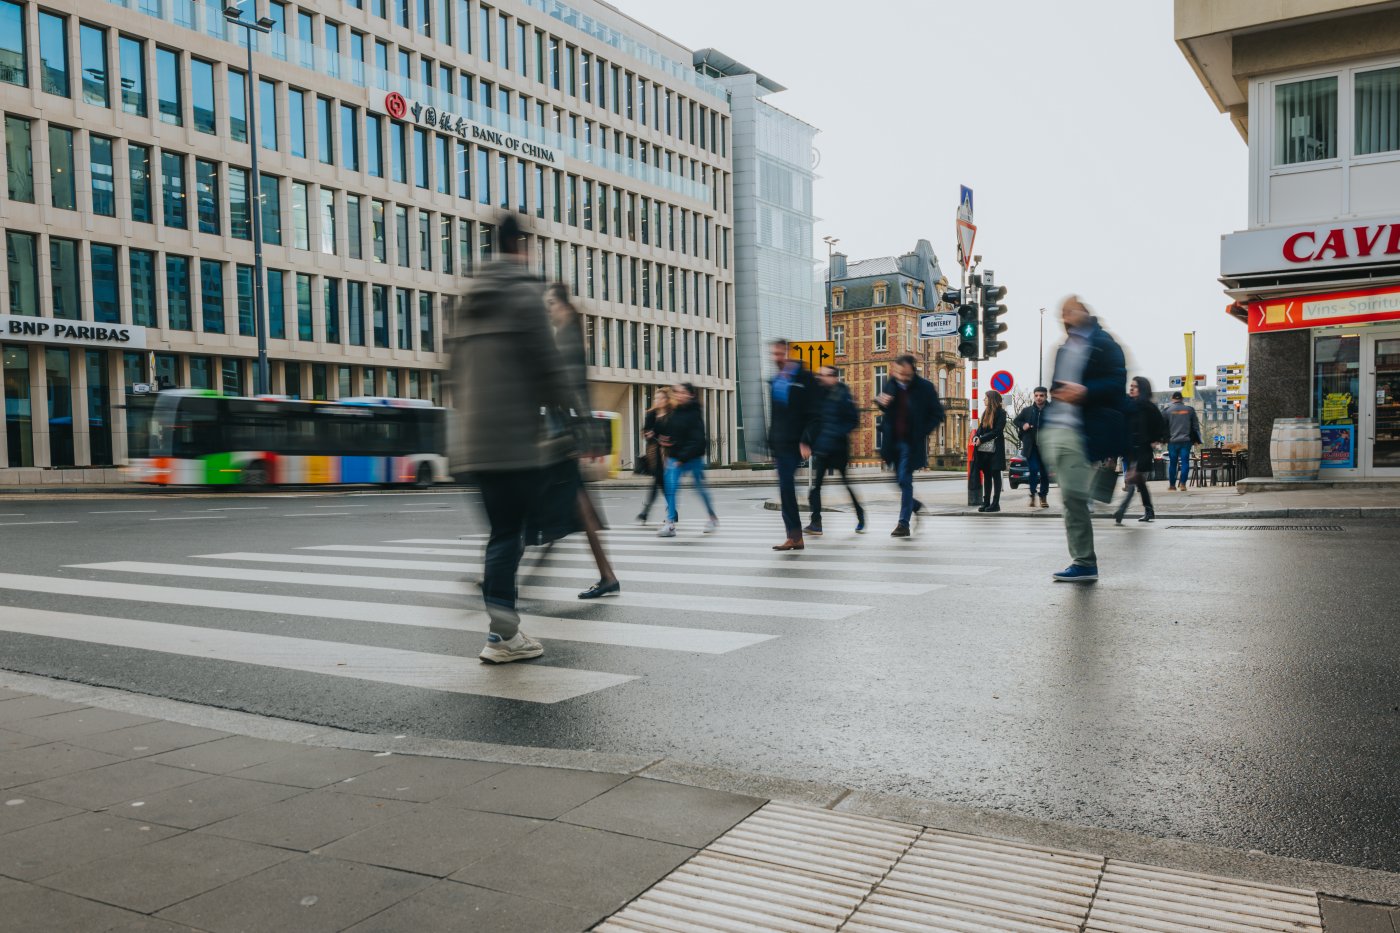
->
xmin=919 ymin=312 xmax=960 ymax=338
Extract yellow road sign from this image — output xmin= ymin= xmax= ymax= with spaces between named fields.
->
xmin=789 ymin=341 xmax=836 ymax=372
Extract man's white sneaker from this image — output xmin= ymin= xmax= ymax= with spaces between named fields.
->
xmin=479 ymin=632 xmax=544 ymax=664
xmin=703 ymin=518 xmax=719 ymax=534
xmin=657 ymin=522 xmax=677 ymax=538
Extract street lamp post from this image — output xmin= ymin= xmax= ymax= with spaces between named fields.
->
xmin=224 ymin=7 xmax=275 ymax=396
xmin=822 ymin=235 xmax=839 ymax=341
xmin=1038 ymin=307 xmax=1046 ymax=388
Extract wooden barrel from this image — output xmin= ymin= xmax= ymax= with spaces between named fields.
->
xmin=1269 ymin=418 xmax=1321 ymax=481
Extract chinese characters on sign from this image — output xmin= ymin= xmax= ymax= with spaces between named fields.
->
xmin=375 ymin=91 xmax=563 ymax=166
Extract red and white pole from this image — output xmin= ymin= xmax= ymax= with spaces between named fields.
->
xmin=966 ymin=359 xmax=980 ymax=505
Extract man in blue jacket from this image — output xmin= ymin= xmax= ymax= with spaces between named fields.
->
xmin=768 ymin=340 xmax=820 ymax=551
xmin=1040 ymin=296 xmax=1127 ymax=583
xmin=805 ymin=365 xmax=867 ymax=535
xmin=875 ymin=355 xmax=945 ymax=538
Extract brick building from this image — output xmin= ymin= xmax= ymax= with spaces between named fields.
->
xmin=826 ymin=240 xmax=968 ymax=466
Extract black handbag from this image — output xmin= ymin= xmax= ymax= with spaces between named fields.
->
xmin=523 ymin=460 xmax=581 ymax=547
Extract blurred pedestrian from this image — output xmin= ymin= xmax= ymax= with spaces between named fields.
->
xmin=545 ymin=283 xmax=619 ymax=600
xmin=875 ymin=354 xmax=944 ymax=538
xmin=1114 ymin=376 xmax=1168 ymax=524
xmin=1162 ymin=391 xmax=1201 ymax=491
xmin=804 ymin=365 xmax=867 ymax=536
xmin=657 ymin=382 xmax=717 ymax=538
xmin=768 ymin=340 xmax=819 ymax=551
xmin=1040 ymin=295 xmax=1127 ymax=583
xmin=448 ymin=214 xmax=580 ymax=663
xmin=972 ymin=389 xmax=1007 ymax=513
xmin=1015 ymin=387 xmax=1051 ymax=508
xmin=636 ymin=387 xmax=670 ymax=524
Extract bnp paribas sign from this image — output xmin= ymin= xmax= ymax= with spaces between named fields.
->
xmin=370 ymin=90 xmax=563 ymax=168
xmin=2 ymin=314 xmax=147 ymax=349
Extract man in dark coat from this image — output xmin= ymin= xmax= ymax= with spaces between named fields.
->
xmin=1015 ymin=387 xmax=1052 ymax=508
xmin=1040 ymin=295 xmax=1128 ymax=583
xmin=767 ymin=339 xmax=819 ymax=551
xmin=875 ymin=354 xmax=945 ymax=538
xmin=804 ymin=366 xmax=867 ymax=535
xmin=448 ymin=214 xmax=581 ymax=663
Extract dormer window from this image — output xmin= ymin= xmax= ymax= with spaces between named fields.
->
xmin=831 ymin=287 xmax=845 ymax=311
xmin=873 ymin=281 xmax=887 ymax=305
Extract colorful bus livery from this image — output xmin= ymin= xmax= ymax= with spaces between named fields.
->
xmin=127 ymin=391 xmax=448 ymax=488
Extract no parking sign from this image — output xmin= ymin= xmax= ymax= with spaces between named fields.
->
xmin=990 ymin=370 xmax=1014 ymax=394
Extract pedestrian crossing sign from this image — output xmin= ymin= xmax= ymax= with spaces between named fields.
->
xmin=789 ymin=341 xmax=836 ymax=372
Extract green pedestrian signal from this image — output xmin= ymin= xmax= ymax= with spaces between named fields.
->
xmin=956 ymin=304 xmax=979 ymax=359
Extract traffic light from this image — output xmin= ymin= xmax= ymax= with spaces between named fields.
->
xmin=940 ymin=288 xmax=962 ymax=308
xmin=981 ymin=284 xmax=1008 ymax=358
xmin=956 ymin=303 xmax=979 ymax=359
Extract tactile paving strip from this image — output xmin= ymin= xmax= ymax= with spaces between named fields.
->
xmin=597 ymin=802 xmax=920 ymax=932
xmin=1085 ymin=861 xmax=1323 ymax=932
xmin=842 ymin=829 xmax=1104 ymax=932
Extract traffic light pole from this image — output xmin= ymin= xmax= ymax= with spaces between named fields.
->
xmin=965 ymin=259 xmax=981 ymax=507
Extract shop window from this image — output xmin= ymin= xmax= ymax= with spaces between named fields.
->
xmin=3 ymin=346 xmax=33 ymax=466
xmin=46 ymin=348 xmax=74 ymax=466
xmin=1275 ymin=76 xmax=1337 ymax=165
xmin=1355 ymin=66 xmax=1400 ymax=156
xmin=1314 ymin=334 xmax=1358 ymax=470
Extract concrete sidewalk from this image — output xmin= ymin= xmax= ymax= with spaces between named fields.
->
xmin=2 ymin=672 xmax=1397 ymax=932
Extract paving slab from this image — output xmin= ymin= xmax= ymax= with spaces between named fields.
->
xmin=0 ymin=688 xmax=30 ymax=701
xmin=327 ymin=754 xmax=509 ymax=802
xmin=143 ymin=734 xmax=302 ymax=774
xmin=39 ymin=830 xmax=295 ymax=913
xmin=0 ymin=875 xmax=147 ymax=933
xmin=156 ymin=854 xmax=433 ymax=933
xmin=0 ymin=741 xmax=127 ymax=789
xmin=197 ymin=787 xmax=417 ymax=851
xmin=113 ymin=774 xmax=307 ymax=830
xmin=0 ymin=695 xmax=89 ymax=723
xmin=0 ymin=794 xmax=80 ymax=836
xmin=7 ymin=707 xmax=157 ymax=742
xmin=1321 ymin=897 xmax=1400 ymax=933
xmin=0 ymin=727 xmax=49 ymax=751
xmin=343 ymin=879 xmax=600 ymax=933
xmin=319 ymin=804 xmax=544 ymax=877
xmin=434 ymin=763 xmax=629 ymax=819
xmin=559 ymin=776 xmax=764 ymax=847
xmin=0 ymin=810 xmax=180 ymax=881
xmin=68 ymin=721 xmax=231 ymax=759
xmin=450 ymin=821 xmax=694 ymax=916
xmin=225 ymin=746 xmax=393 ymax=788
xmin=11 ymin=758 xmax=208 ymax=810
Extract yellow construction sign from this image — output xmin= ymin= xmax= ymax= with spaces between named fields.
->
xmin=789 ymin=341 xmax=837 ymax=372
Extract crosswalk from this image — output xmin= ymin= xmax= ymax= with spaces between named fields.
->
xmin=0 ymin=513 xmax=1065 ymax=706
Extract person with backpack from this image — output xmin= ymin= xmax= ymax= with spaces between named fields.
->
xmin=1162 ymin=391 xmax=1202 ymax=491
xmin=657 ymin=382 xmax=717 ymax=538
xmin=1114 ymin=376 xmax=1168 ymax=524
xmin=972 ymin=389 xmax=1007 ymax=513
xmin=804 ymin=365 xmax=867 ymax=536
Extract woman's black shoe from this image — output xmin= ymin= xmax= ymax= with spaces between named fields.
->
xmin=987 ymin=503 xmax=1001 ymax=513
xmin=578 ymin=579 xmax=620 ymax=600
xmin=1113 ymin=508 xmax=1126 ymax=525
xmin=1138 ymin=510 xmax=1155 ymax=523
xmin=976 ymin=504 xmax=989 ymax=512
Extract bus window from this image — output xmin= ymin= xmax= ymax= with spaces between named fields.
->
xmin=172 ymin=396 xmax=223 ymax=457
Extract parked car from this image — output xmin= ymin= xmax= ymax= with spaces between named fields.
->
xmin=1008 ymin=453 xmax=1031 ymax=489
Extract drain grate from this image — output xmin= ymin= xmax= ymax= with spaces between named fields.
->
xmin=1166 ymin=525 xmax=1344 ymax=532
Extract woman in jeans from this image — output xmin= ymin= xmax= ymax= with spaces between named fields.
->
xmin=973 ymin=389 xmax=1007 ymax=513
xmin=636 ymin=387 xmax=670 ymax=524
xmin=1114 ymin=376 xmax=1167 ymax=524
xmin=657 ymin=383 xmax=718 ymax=538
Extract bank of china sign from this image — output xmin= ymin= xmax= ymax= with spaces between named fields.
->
xmin=370 ymin=90 xmax=563 ymax=167
xmin=2 ymin=314 xmax=147 ymax=349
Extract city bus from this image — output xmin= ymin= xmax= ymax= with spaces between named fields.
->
xmin=126 ymin=390 xmax=449 ymax=487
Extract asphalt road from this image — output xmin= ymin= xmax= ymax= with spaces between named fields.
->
xmin=1 ymin=482 xmax=1397 ymax=872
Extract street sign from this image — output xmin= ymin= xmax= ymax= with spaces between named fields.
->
xmin=956 ymin=221 xmax=977 ymax=270
xmin=1169 ymin=375 xmax=1207 ymax=388
xmin=1225 ymin=393 xmax=1248 ymax=401
xmin=989 ymin=370 xmax=1014 ymax=394
xmin=918 ymin=312 xmax=960 ymax=338
xmin=788 ymin=340 xmax=836 ymax=372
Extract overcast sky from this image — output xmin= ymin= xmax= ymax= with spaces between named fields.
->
xmin=619 ymin=0 xmax=1249 ymax=391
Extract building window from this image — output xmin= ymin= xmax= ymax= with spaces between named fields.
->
xmin=831 ymin=287 xmax=844 ymax=311
xmin=874 ymin=364 xmax=888 ymax=397
xmin=267 ymin=269 xmax=285 ymax=338
xmin=395 ymin=287 xmax=412 ymax=349
xmin=341 ymin=104 xmax=359 ymax=170
xmin=834 ymin=324 xmax=845 ymax=356
xmin=5 ymin=231 xmax=38 ymax=317
xmin=191 ymin=58 xmax=215 ymax=133
xmin=161 ymin=151 xmax=186 ymax=229
xmin=290 ymin=181 xmax=309 ymax=249
xmin=1275 ymin=76 xmax=1337 ymax=165
xmin=395 ymin=206 xmax=410 ymax=268
xmin=195 ymin=159 xmax=219 ymax=234
xmin=1 ymin=0 xmax=27 ymax=87
xmin=873 ymin=282 xmax=887 ymax=305
xmin=874 ymin=320 xmax=888 ymax=352
xmin=317 ymin=96 xmax=334 ymax=164
xmin=118 ymin=35 xmax=145 ymax=115
xmin=260 ymin=174 xmax=281 ymax=245
xmin=129 ymin=248 xmax=156 ymax=327
xmin=347 ymin=281 xmax=365 ymax=347
xmin=371 ymin=283 xmax=389 ymax=347
xmin=48 ymin=125 xmax=75 ymax=210
xmin=91 ymin=243 xmax=119 ymax=323
xmin=296 ymin=273 xmax=313 ymax=340
xmin=1356 ymin=66 xmax=1400 ymax=156
xmin=259 ymin=78 xmax=277 ymax=150
xmin=166 ymin=254 xmax=191 ymax=330
xmin=200 ymin=259 xmax=224 ymax=334
xmin=418 ymin=212 xmax=430 ymax=271
xmin=366 ymin=114 xmax=382 ymax=177
xmin=320 ymin=188 xmax=337 ymax=254
xmin=939 ymin=370 xmax=948 ymax=398
xmin=228 ymin=166 xmax=249 ymax=239
xmin=235 ymin=264 xmax=254 ymax=336
xmin=288 ymin=87 xmax=306 ymax=157
xmin=37 ymin=10 xmax=67 ymax=97
xmin=347 ymin=194 xmax=362 ymax=259
xmin=4 ymin=116 xmax=32 ymax=201
xmin=372 ymin=200 xmax=386 ymax=262
xmin=155 ymin=47 xmax=181 ymax=125
xmin=79 ymin=24 xmax=107 ymax=106
xmin=228 ymin=69 xmax=247 ymax=141
xmin=128 ymin=142 xmax=151 ymax=222
xmin=323 ymin=279 xmax=340 ymax=344
xmin=419 ymin=292 xmax=433 ymax=351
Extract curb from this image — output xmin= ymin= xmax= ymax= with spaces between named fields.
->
xmin=3 ymin=669 xmax=1397 ymax=907
xmin=760 ymin=500 xmax=1400 ymax=520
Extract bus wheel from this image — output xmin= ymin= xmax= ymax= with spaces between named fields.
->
xmin=242 ymin=461 xmax=270 ymax=488
xmin=414 ymin=463 xmax=434 ymax=489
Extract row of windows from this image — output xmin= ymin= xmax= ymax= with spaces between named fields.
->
xmin=831 ymin=322 xmax=934 ymax=357
xmin=830 ymin=282 xmax=927 ymax=312
xmin=125 ymin=353 xmax=442 ymax=403
xmin=583 ymin=315 xmax=731 ymax=381
xmin=1274 ymin=64 xmax=1400 ymax=166
xmin=3 ymin=229 xmax=439 ymax=351
xmin=0 ymin=0 xmax=727 ymax=200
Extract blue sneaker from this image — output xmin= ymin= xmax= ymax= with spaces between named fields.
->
xmin=855 ymin=517 xmax=866 ymax=534
xmin=1052 ymin=564 xmax=1098 ymax=583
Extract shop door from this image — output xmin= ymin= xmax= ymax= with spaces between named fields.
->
xmin=1364 ymin=332 xmax=1400 ymax=476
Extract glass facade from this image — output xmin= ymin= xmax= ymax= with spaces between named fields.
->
xmin=48 ymin=125 xmax=75 ymax=209
xmin=50 ymin=238 xmax=80 ymax=320
xmin=91 ymin=243 xmax=120 ymax=324
xmin=91 ymin=136 xmax=115 ymax=216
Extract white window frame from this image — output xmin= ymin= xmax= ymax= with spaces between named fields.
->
xmin=874 ymin=320 xmax=887 ymax=352
xmin=873 ymin=281 xmax=887 ymax=305
xmin=833 ymin=324 xmax=845 ymax=356
xmin=874 ymin=364 xmax=888 ymax=396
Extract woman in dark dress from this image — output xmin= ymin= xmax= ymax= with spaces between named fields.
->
xmin=637 ymin=387 xmax=671 ymax=523
xmin=973 ymin=389 xmax=1007 ymax=513
xmin=1115 ymin=375 xmax=1167 ymax=524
